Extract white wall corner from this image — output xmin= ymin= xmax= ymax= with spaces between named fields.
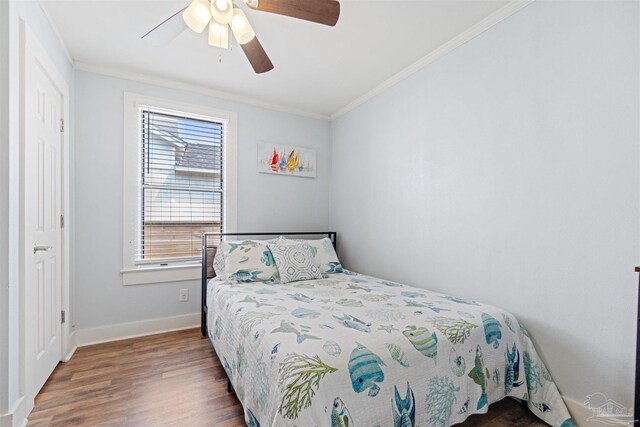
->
xmin=35 ymin=1 xmax=73 ymax=65
xmin=74 ymin=313 xmax=200 ymax=347
xmin=330 ymin=0 xmax=535 ymax=120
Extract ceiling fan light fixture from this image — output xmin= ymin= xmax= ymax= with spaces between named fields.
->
xmin=182 ymin=0 xmax=211 ymax=33
xmin=230 ymin=8 xmax=255 ymax=45
xmin=208 ymin=21 xmax=229 ymax=49
xmin=242 ymin=0 xmax=259 ymax=8
xmin=215 ymin=0 xmax=228 ymax=11
xmin=211 ymin=0 xmax=233 ymax=25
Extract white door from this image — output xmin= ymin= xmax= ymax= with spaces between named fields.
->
xmin=24 ymin=41 xmax=63 ymax=398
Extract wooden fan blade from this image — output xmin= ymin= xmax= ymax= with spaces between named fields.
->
xmin=141 ymin=7 xmax=188 ymax=46
xmin=240 ymin=37 xmax=274 ymax=74
xmin=250 ymin=0 xmax=340 ymax=26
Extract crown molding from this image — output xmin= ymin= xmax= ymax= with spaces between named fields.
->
xmin=330 ymin=0 xmax=535 ymax=120
xmin=67 ymin=0 xmax=533 ymax=123
xmin=73 ymin=61 xmax=332 ymax=122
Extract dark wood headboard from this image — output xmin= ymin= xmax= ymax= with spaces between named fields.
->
xmin=201 ymin=232 xmax=337 ymax=336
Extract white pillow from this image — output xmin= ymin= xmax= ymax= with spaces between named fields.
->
xmin=267 ymin=241 xmax=322 ymax=284
xmin=277 ymin=236 xmax=343 ymax=274
xmin=213 ymin=247 xmax=226 ymax=279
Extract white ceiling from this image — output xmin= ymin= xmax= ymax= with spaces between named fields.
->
xmin=42 ymin=0 xmax=511 ymax=118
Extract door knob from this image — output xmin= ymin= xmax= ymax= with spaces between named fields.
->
xmin=33 ymin=244 xmax=52 ymax=254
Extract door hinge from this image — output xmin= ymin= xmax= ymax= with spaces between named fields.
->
xmin=60 ymin=214 xmax=64 ymax=229
xmin=60 ymin=118 xmax=64 ymax=133
xmin=61 ymin=310 xmax=66 ymax=324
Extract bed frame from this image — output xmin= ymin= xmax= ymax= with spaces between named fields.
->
xmin=201 ymin=232 xmax=337 ymax=338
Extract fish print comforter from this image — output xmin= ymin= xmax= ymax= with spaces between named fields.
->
xmin=206 ymin=270 xmax=574 ymax=427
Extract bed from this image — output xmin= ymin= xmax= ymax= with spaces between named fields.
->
xmin=201 ymin=232 xmax=574 ymax=427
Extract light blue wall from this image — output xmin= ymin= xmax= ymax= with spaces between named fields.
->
xmin=5 ymin=0 xmax=639 ymax=420
xmin=330 ymin=0 xmax=639 ymax=409
xmin=73 ymin=70 xmax=331 ymax=330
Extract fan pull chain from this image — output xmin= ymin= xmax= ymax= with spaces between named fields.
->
xmin=219 ymin=54 xmax=222 ymax=63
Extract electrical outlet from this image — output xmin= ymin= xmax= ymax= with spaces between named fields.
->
xmin=179 ymin=289 xmax=189 ymax=302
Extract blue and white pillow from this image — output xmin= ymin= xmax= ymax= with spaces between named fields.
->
xmin=267 ymin=241 xmax=322 ymax=284
xmin=307 ymin=237 xmax=343 ymax=273
xmin=215 ymin=239 xmax=279 ymax=283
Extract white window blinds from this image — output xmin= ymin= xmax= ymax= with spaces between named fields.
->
xmin=136 ymin=107 xmax=224 ymax=264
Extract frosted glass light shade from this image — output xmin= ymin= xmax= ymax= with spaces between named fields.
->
xmin=230 ymin=8 xmax=255 ymax=45
xmin=211 ymin=0 xmax=233 ymax=25
xmin=208 ymin=22 xmax=229 ymax=49
xmin=182 ymin=0 xmax=211 ymax=33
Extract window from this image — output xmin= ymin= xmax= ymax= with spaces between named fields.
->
xmin=122 ymin=94 xmax=237 ymax=285
xmin=138 ymin=109 xmax=223 ymax=263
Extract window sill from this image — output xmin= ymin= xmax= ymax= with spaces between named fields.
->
xmin=121 ymin=264 xmax=201 ymax=286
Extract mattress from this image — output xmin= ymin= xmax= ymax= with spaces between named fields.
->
xmin=206 ymin=270 xmax=574 ymax=427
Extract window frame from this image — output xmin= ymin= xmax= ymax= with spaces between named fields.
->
xmin=122 ymin=93 xmax=237 ymax=285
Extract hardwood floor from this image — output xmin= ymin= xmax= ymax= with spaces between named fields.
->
xmin=29 ymin=328 xmax=547 ymax=426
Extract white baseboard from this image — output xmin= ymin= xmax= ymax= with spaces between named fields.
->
xmin=0 ymin=396 xmax=27 ymax=427
xmin=0 ymin=413 xmax=10 ymax=427
xmin=63 ymin=330 xmax=77 ymax=362
xmin=564 ymin=396 xmax=633 ymax=427
xmin=0 ymin=415 xmax=26 ymax=427
xmin=75 ymin=313 xmax=200 ymax=347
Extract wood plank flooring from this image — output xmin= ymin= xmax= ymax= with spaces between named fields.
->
xmin=29 ymin=328 xmax=547 ymax=426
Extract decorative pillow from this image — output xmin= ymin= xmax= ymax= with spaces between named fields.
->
xmin=212 ymin=247 xmax=227 ymax=279
xmin=216 ymin=239 xmax=279 ymax=283
xmin=277 ymin=237 xmax=343 ymax=274
xmin=267 ymin=241 xmax=322 ymax=284
xmin=213 ymin=238 xmax=278 ymax=280
xmin=308 ymin=237 xmax=343 ymax=273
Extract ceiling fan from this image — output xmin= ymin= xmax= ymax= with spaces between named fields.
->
xmin=142 ymin=0 xmax=341 ymax=74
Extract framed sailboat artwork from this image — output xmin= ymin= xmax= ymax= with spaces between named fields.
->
xmin=257 ymin=143 xmax=317 ymax=178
